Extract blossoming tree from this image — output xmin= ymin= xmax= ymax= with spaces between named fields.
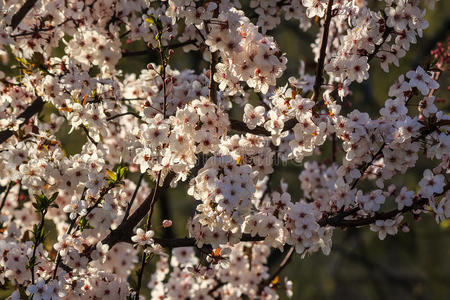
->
xmin=0 ymin=0 xmax=448 ymax=299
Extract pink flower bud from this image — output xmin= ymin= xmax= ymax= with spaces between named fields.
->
xmin=162 ymin=220 xmax=172 ymax=228
xmin=401 ymin=223 xmax=410 ymax=233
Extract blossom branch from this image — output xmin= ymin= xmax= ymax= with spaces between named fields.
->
xmin=367 ymin=27 xmax=392 ymax=62
xmin=320 ymin=183 xmax=449 ymax=228
xmin=122 ymin=173 xmax=145 ymax=222
xmin=116 ymin=192 xmax=444 ymax=249
xmin=135 ymin=172 xmax=161 ymax=299
xmin=0 ymin=182 xmax=13 ymax=212
xmin=0 ymin=97 xmax=44 ymax=145
xmin=209 ymin=51 xmax=219 ymax=104
xmin=258 ymin=246 xmax=295 ymax=294
xmin=122 ymin=40 xmax=198 ymax=57
xmin=311 ymin=0 xmax=334 ymax=103
xmin=101 ymin=172 xmax=175 ymax=248
xmin=229 ymin=118 xmax=297 ymax=136
xmin=106 ymin=111 xmax=141 ymax=121
xmin=81 ymin=125 xmax=98 ymax=145
xmin=10 ymin=0 xmax=38 ymax=30
xmin=135 ymin=34 xmax=171 ymax=298
xmin=29 ymin=206 xmax=46 ymax=284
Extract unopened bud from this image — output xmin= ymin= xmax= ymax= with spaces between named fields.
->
xmin=147 ymin=63 xmax=154 ymax=70
xmin=401 ymin=223 xmax=410 ymax=233
xmin=162 ymin=219 xmax=173 ymax=228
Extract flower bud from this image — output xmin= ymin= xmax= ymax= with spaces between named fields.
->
xmin=162 ymin=219 xmax=172 ymax=228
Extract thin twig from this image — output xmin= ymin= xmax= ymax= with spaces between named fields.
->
xmin=0 ymin=182 xmax=13 ymax=212
xmin=311 ymin=0 xmax=334 ymax=103
xmin=53 ymin=188 xmax=87 ymax=279
xmin=350 ymin=142 xmax=386 ymax=190
xmin=30 ymin=209 xmax=46 ymax=284
xmin=135 ymin=172 xmax=161 ymax=299
xmin=81 ymin=126 xmax=98 ymax=145
xmin=367 ymin=28 xmax=392 ymax=63
xmin=106 ymin=111 xmax=141 ymax=121
xmin=135 ymin=35 xmax=171 ymax=299
xmin=123 ymin=173 xmax=145 ymax=222
xmin=122 ymin=40 xmax=198 ymax=57
xmin=258 ymin=246 xmax=295 ymax=294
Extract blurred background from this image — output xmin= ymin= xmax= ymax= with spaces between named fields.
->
xmin=1 ymin=1 xmax=449 ymax=299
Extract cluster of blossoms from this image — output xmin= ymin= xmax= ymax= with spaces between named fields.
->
xmin=250 ymin=0 xmax=311 ymax=33
xmin=320 ymin=0 xmax=432 ymax=84
xmin=206 ymin=8 xmax=287 ymax=95
xmin=148 ymin=244 xmax=293 ymax=299
xmin=0 ymin=0 xmax=448 ymax=299
xmin=133 ymin=96 xmax=230 ymax=184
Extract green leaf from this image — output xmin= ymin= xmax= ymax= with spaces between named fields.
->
xmin=79 ymin=216 xmax=93 ymax=232
xmin=106 ymin=169 xmax=117 ymax=182
xmin=49 ymin=192 xmax=59 ymax=203
xmin=145 ymin=15 xmax=157 ymax=25
xmin=118 ymin=166 xmax=128 ymax=180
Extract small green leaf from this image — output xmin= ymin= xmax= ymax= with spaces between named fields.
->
xmin=118 ymin=166 xmax=128 ymax=180
xmin=145 ymin=14 xmax=157 ymax=25
xmin=49 ymin=192 xmax=59 ymax=203
xmin=106 ymin=169 xmax=117 ymax=182
xmin=79 ymin=216 xmax=93 ymax=232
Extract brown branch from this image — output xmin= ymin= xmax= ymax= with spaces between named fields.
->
xmin=103 ymin=189 xmax=434 ymax=250
xmin=135 ymin=171 xmax=162 ymax=299
xmin=0 ymin=182 xmax=13 ymax=212
xmin=350 ymin=142 xmax=386 ymax=190
xmin=229 ymin=118 xmax=297 ymax=136
xmin=320 ymin=183 xmax=450 ymax=228
xmin=208 ymin=280 xmax=225 ymax=298
xmin=367 ymin=27 xmax=392 ymax=63
xmin=122 ymin=40 xmax=198 ymax=57
xmin=229 ymin=119 xmax=270 ymax=136
xmin=102 ymin=172 xmax=174 ymax=247
xmin=122 ymin=173 xmax=145 ymax=222
xmin=0 ymin=97 xmax=44 ymax=145
xmin=154 ymin=234 xmax=265 ymax=248
xmin=209 ymin=51 xmax=219 ymax=104
xmin=10 ymin=0 xmax=38 ymax=30
xmin=311 ymin=0 xmax=334 ymax=103
xmin=106 ymin=111 xmax=141 ymax=121
xmin=81 ymin=125 xmax=98 ymax=145
xmin=258 ymin=246 xmax=295 ymax=294
xmin=10 ymin=18 xmax=75 ymax=38
xmin=323 ymin=198 xmax=428 ymax=228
